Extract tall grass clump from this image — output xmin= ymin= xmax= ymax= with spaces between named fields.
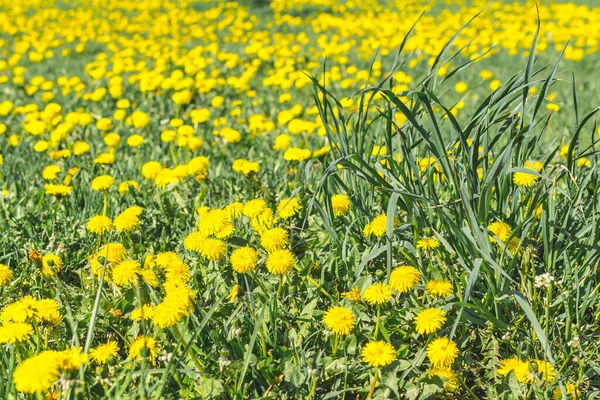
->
xmin=310 ymin=13 xmax=600 ymax=399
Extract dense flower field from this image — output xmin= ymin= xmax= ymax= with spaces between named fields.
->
xmin=0 ymin=0 xmax=599 ymax=398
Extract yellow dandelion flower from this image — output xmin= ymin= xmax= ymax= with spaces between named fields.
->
xmin=277 ymin=197 xmax=302 ymax=219
xmin=260 ymin=227 xmax=289 ymax=253
xmin=342 ymin=286 xmax=361 ymax=303
xmin=128 ymin=335 xmax=159 ymax=361
xmin=90 ymin=340 xmax=119 ymax=364
xmin=414 ymin=308 xmax=447 ymax=335
xmin=130 ymin=305 xmax=155 ymax=321
xmin=112 ymin=260 xmax=141 ymax=286
xmin=199 ymin=238 xmax=226 ymax=261
xmin=361 ymin=340 xmax=396 ymax=367
xmin=0 ymin=264 xmax=14 ymax=286
xmin=13 ymin=351 xmax=61 ymax=393
xmin=184 ymin=231 xmax=207 ymax=252
xmin=425 ymin=280 xmax=454 ymax=298
xmin=114 ymin=211 xmax=141 ymax=233
xmin=323 ymin=306 xmax=356 ymax=336
xmin=87 ymin=215 xmax=112 ymax=235
xmin=230 ymin=246 xmax=259 ymax=274
xmin=243 ymin=199 xmax=268 ymax=218
xmin=91 ymin=175 xmax=114 ymax=191
xmin=331 ymin=194 xmax=351 ymax=217
xmin=488 ymin=221 xmax=511 ymax=242
xmin=363 ymin=282 xmax=393 ymax=305
xmin=429 ymin=368 xmax=457 ymax=391
xmin=427 ymin=337 xmax=458 ymax=368
xmin=363 ymin=214 xmax=388 ymax=237
xmin=0 ymin=322 xmax=34 ymax=344
xmin=41 ymin=253 xmax=62 ymax=277
xmin=416 ymin=237 xmax=440 ymax=251
xmin=553 ymin=383 xmax=581 ymax=400
xmin=265 ymin=249 xmax=296 ymax=275
xmin=389 ymin=265 xmax=421 ymax=293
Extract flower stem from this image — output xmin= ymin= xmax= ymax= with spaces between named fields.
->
xmin=366 ymin=368 xmax=379 ymax=400
xmin=374 ymin=304 xmax=381 ymax=339
xmin=102 ymin=192 xmax=108 ymax=216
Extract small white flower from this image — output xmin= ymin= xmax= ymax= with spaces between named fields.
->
xmin=567 ymin=336 xmax=580 ymax=347
xmin=534 ymin=273 xmax=555 ymax=289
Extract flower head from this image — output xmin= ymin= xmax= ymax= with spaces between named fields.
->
xmin=0 ymin=322 xmax=34 ymax=344
xmin=128 ymin=335 xmax=159 ymax=361
xmin=389 ymin=265 xmax=421 ymax=293
xmin=488 ymin=221 xmax=511 ymax=242
xmin=427 ymin=337 xmax=458 ymax=368
xmin=414 ymin=308 xmax=447 ymax=335
xmin=0 ymin=264 xmax=14 ymax=286
xmin=331 ymin=194 xmax=351 ymax=217
xmin=277 ymin=197 xmax=302 ymax=219
xmin=426 ymin=280 xmax=454 ymax=298
xmin=230 ymin=246 xmax=259 ymax=274
xmin=41 ymin=254 xmax=62 ymax=277
xmin=87 ymin=215 xmax=112 ymax=235
xmin=265 ymin=249 xmax=295 ymax=275
xmin=361 ymin=340 xmax=396 ymax=367
xmin=90 ymin=340 xmax=119 ymax=364
xmin=363 ymin=282 xmax=393 ymax=305
xmin=417 ymin=237 xmax=440 ymax=251
xmin=323 ymin=306 xmax=356 ymax=336
xmin=91 ymin=175 xmax=114 ymax=191
xmin=260 ymin=227 xmax=289 ymax=253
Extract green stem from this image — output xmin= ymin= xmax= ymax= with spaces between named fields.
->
xmin=103 ymin=192 xmax=108 ymax=216
xmin=366 ymin=368 xmax=379 ymax=400
xmin=84 ymin=260 xmax=107 ymax=352
xmin=374 ymin=305 xmax=381 ymax=339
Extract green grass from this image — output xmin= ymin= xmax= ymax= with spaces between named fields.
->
xmin=0 ymin=0 xmax=599 ymax=398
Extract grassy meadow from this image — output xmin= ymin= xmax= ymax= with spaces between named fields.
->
xmin=0 ymin=0 xmax=600 ymax=398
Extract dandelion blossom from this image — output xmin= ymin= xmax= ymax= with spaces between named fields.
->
xmin=323 ymin=306 xmax=356 ymax=336
xmin=414 ymin=308 xmax=447 ymax=335
xmin=260 ymin=227 xmax=289 ymax=252
xmin=0 ymin=322 xmax=34 ymax=344
xmin=427 ymin=337 xmax=458 ymax=368
xmin=128 ymin=335 xmax=159 ymax=361
xmin=389 ymin=265 xmax=421 ymax=293
xmin=331 ymin=194 xmax=351 ymax=217
xmin=416 ymin=237 xmax=440 ymax=251
xmin=230 ymin=246 xmax=259 ymax=274
xmin=91 ymin=175 xmax=114 ymax=191
xmin=41 ymin=253 xmax=62 ymax=277
xmin=363 ymin=214 xmax=388 ymax=237
xmin=130 ymin=305 xmax=155 ymax=321
xmin=488 ymin=221 xmax=511 ymax=242
xmin=114 ymin=211 xmax=141 ymax=233
xmin=199 ymin=238 xmax=226 ymax=261
xmin=265 ymin=249 xmax=295 ymax=275
xmin=87 ymin=215 xmax=112 ymax=235
xmin=183 ymin=231 xmax=206 ymax=252
xmin=497 ymin=358 xmax=527 ymax=377
xmin=553 ymin=383 xmax=581 ymax=400
xmin=13 ymin=351 xmax=61 ymax=393
xmin=90 ymin=340 xmax=119 ymax=364
xmin=243 ymin=199 xmax=269 ymax=218
xmin=429 ymin=368 xmax=457 ymax=391
xmin=112 ymin=260 xmax=141 ymax=286
xmin=0 ymin=264 xmax=14 ymax=286
xmin=277 ymin=197 xmax=302 ymax=219
xmin=361 ymin=340 xmax=396 ymax=367
xmin=363 ymin=282 xmax=393 ymax=305
xmin=342 ymin=286 xmax=361 ymax=303
xmin=426 ymin=280 xmax=454 ymax=298
xmin=513 ymin=161 xmax=542 ymax=187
